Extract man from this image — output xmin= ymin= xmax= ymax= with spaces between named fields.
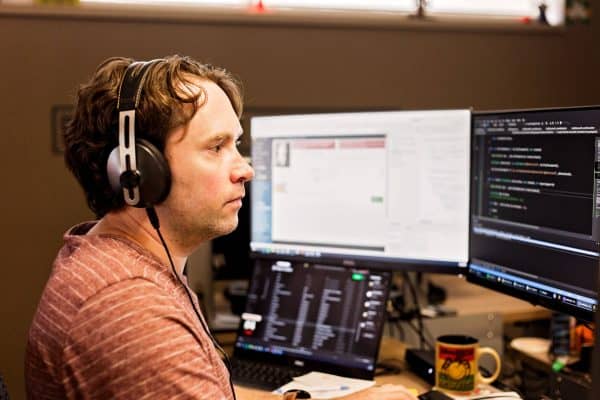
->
xmin=25 ymin=55 xmax=417 ymax=400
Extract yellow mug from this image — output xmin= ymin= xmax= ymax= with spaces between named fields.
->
xmin=435 ymin=334 xmax=501 ymax=394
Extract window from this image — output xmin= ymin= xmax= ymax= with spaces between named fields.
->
xmin=260 ymin=0 xmax=565 ymax=25
xmin=81 ymin=0 xmax=566 ymax=26
xmin=83 ymin=0 xmax=247 ymax=5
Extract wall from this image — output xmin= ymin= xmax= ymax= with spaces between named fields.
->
xmin=0 ymin=6 xmax=598 ymax=398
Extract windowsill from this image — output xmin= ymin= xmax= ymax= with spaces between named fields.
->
xmin=0 ymin=2 xmax=564 ymax=33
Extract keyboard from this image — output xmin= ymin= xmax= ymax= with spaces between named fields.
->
xmin=230 ymin=358 xmax=307 ymax=391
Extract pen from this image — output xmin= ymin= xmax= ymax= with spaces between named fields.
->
xmin=300 ymin=385 xmax=350 ymax=392
xmin=275 ymin=386 xmax=349 ymax=394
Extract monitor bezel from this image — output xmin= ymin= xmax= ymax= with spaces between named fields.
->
xmin=249 ymin=108 xmax=473 ymax=274
xmin=466 ymin=105 xmax=600 ymax=323
xmin=249 ymin=252 xmax=467 ymax=274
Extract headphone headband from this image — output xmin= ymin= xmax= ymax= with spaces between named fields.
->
xmin=117 ymin=60 xmax=160 ymax=111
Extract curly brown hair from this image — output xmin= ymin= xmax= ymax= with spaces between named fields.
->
xmin=64 ymin=55 xmax=243 ymax=217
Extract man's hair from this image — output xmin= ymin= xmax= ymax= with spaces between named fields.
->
xmin=64 ymin=55 xmax=243 ymax=217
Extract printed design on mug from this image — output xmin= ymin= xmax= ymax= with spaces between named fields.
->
xmin=438 ymin=345 xmax=475 ymax=391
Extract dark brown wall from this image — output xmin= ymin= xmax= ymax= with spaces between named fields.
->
xmin=0 ymin=8 xmax=598 ymax=399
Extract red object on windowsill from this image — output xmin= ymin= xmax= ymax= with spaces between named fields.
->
xmin=249 ymin=0 xmax=267 ymax=13
xmin=520 ymin=16 xmax=532 ymax=24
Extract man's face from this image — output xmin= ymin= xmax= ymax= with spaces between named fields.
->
xmin=160 ymin=79 xmax=254 ymax=250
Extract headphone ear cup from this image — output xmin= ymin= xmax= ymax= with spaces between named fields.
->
xmin=107 ymin=146 xmax=122 ymax=194
xmin=106 ymin=139 xmax=171 ymax=207
xmin=134 ymin=139 xmax=171 ymax=207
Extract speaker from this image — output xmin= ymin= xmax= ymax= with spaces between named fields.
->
xmin=106 ymin=60 xmax=171 ymax=208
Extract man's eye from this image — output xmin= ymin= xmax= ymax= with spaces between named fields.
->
xmin=213 ymin=144 xmax=222 ymax=152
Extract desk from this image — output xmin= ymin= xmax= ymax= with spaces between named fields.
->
xmin=227 ymin=275 xmax=550 ymax=399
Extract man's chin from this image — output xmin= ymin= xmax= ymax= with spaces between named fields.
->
xmin=214 ymin=217 xmax=239 ymax=238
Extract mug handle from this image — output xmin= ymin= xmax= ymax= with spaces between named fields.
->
xmin=476 ymin=347 xmax=501 ymax=384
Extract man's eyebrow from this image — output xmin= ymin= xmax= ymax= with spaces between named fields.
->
xmin=206 ymin=134 xmax=224 ymax=143
xmin=207 ymin=130 xmax=243 ymax=143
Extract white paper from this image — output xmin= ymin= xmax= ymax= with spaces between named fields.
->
xmin=435 ymin=384 xmax=522 ymax=400
xmin=273 ymin=371 xmax=375 ymax=399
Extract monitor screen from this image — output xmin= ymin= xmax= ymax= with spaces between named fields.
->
xmin=468 ymin=106 xmax=600 ymax=321
xmin=250 ymin=110 xmax=471 ymax=272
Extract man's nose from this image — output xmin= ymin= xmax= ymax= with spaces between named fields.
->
xmin=232 ymin=156 xmax=254 ymax=183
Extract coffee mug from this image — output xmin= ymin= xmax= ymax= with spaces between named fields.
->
xmin=435 ymin=335 xmax=501 ymax=394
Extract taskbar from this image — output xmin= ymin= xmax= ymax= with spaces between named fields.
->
xmin=468 ymin=262 xmax=597 ymax=314
xmin=250 ymin=242 xmax=468 ymax=270
xmin=234 ymin=340 xmax=375 ymax=371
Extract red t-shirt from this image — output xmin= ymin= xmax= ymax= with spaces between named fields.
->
xmin=25 ymin=222 xmax=233 ymax=399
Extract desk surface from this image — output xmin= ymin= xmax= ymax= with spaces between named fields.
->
xmin=234 ymin=337 xmax=430 ymax=400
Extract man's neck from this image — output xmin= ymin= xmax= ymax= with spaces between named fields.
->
xmin=88 ymin=208 xmax=188 ymax=275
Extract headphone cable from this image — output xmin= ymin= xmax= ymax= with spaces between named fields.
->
xmin=145 ymin=207 xmax=237 ymax=400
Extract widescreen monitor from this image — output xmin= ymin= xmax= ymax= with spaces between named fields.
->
xmin=250 ymin=110 xmax=471 ymax=272
xmin=468 ymin=106 xmax=600 ymax=322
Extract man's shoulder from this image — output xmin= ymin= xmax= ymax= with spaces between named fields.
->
xmin=55 ymin=230 xmax=171 ymax=292
xmin=70 ymin=277 xmax=180 ymax=329
xmin=40 ymin=232 xmax=176 ymax=332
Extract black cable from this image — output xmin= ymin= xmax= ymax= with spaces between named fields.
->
xmin=397 ymin=319 xmax=406 ymax=342
xmin=386 ymin=307 xmax=406 ymax=342
xmin=401 ymin=320 xmax=434 ymax=350
xmin=418 ymin=319 xmax=437 ymax=351
xmin=403 ymin=272 xmax=426 ymax=350
xmin=404 ymin=273 xmax=438 ymax=351
xmin=146 ymin=207 xmax=237 ymax=400
xmin=387 ymin=316 xmax=394 ymax=337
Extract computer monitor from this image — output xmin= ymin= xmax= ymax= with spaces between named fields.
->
xmin=468 ymin=106 xmax=600 ymax=322
xmin=250 ymin=110 xmax=471 ymax=272
xmin=234 ymin=258 xmax=391 ymax=380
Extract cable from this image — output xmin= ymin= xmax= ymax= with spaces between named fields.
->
xmin=418 ymin=319 xmax=437 ymax=351
xmin=400 ymin=320 xmax=434 ymax=350
xmin=146 ymin=207 xmax=237 ymax=400
xmin=403 ymin=272 xmax=426 ymax=350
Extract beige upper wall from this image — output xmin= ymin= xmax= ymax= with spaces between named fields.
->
xmin=0 ymin=8 xmax=598 ymax=399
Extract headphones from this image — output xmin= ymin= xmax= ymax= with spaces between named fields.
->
xmin=106 ymin=60 xmax=171 ymax=207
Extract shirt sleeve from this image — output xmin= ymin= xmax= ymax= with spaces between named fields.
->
xmin=60 ymin=278 xmax=233 ymax=400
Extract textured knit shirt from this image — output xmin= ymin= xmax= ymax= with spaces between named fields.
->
xmin=25 ymin=222 xmax=233 ymax=400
